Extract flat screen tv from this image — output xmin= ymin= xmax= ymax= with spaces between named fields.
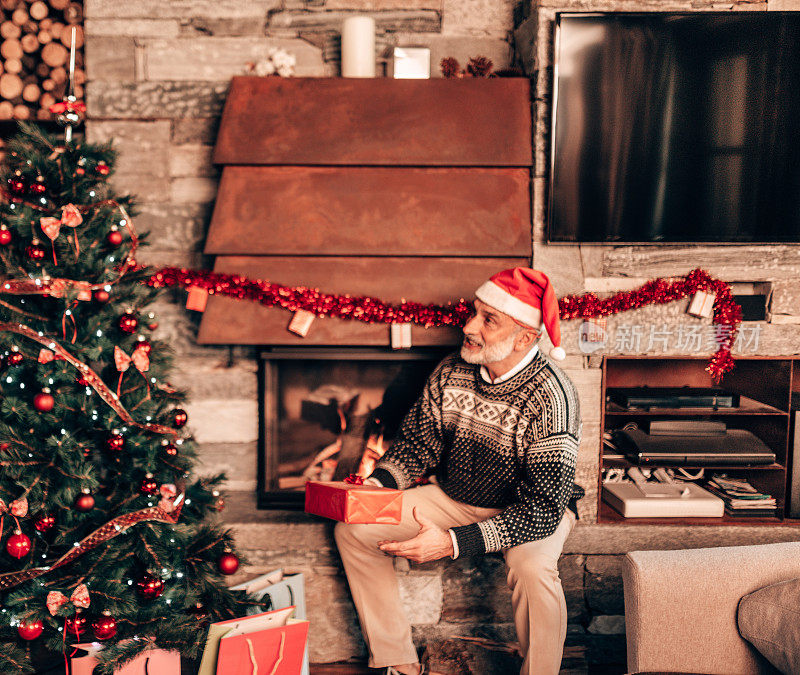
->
xmin=548 ymin=12 xmax=800 ymax=243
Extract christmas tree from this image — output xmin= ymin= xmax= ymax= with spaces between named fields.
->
xmin=0 ymin=122 xmax=251 ymax=673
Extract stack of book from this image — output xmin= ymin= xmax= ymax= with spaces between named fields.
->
xmin=704 ymin=475 xmax=778 ymax=518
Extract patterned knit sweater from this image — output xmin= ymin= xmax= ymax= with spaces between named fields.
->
xmin=370 ymin=349 xmax=584 ymax=558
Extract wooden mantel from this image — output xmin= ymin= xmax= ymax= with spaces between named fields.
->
xmin=198 ymin=76 xmax=533 ymax=346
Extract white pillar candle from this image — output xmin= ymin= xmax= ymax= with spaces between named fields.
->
xmin=341 ymin=16 xmax=376 ymax=78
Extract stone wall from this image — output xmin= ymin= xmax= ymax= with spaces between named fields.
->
xmin=82 ymin=0 xmax=800 ymax=670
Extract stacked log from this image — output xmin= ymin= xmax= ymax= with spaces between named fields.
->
xmin=0 ymin=0 xmax=83 ymax=121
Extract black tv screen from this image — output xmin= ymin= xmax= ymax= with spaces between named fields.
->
xmin=548 ymin=12 xmax=800 ymax=243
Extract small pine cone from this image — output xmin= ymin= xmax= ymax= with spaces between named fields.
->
xmin=466 ymin=56 xmax=494 ymax=78
xmin=440 ymin=57 xmax=462 ymax=79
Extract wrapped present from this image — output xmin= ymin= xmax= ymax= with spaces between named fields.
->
xmin=198 ymin=606 xmax=309 ymax=675
xmin=70 ymin=644 xmax=180 ymax=675
xmin=305 ymin=478 xmax=403 ymax=524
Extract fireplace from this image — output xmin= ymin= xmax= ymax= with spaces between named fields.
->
xmin=257 ymin=347 xmax=450 ymax=509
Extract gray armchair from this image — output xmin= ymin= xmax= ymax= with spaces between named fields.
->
xmin=622 ymin=541 xmax=800 ymax=674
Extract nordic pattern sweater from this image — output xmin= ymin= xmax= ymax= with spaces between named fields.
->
xmin=370 ymin=350 xmax=585 ymax=558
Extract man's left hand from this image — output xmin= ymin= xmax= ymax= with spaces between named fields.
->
xmin=378 ymin=507 xmax=454 ymax=563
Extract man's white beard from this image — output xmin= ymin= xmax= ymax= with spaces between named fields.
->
xmin=460 ymin=330 xmax=519 ymax=365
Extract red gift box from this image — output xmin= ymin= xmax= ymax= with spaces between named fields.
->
xmin=305 ymin=480 xmax=403 ymax=524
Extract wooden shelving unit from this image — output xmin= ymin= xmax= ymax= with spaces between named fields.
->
xmin=599 ymin=356 xmax=799 ymax=526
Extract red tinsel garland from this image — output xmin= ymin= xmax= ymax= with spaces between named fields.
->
xmin=145 ymin=267 xmax=742 ymax=383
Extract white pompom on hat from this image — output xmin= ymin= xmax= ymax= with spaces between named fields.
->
xmin=475 ymin=267 xmax=566 ymax=361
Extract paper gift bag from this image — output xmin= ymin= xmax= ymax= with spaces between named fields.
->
xmin=70 ymin=644 xmax=180 ymax=675
xmin=199 ymin=606 xmax=309 ymax=675
xmin=216 ymin=618 xmax=309 ymax=675
xmin=231 ymin=569 xmax=309 ymax=675
xmin=304 ymin=480 xmax=403 ymax=524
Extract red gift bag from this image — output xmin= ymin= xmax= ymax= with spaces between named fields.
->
xmin=216 ymin=619 xmax=308 ymax=675
xmin=304 ymin=480 xmax=403 ymax=524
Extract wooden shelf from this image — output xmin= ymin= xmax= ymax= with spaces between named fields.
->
xmin=598 ymin=500 xmax=790 ymax=526
xmin=599 ymin=356 xmax=798 ymax=528
xmin=601 ymin=458 xmax=785 ymax=471
xmin=604 ymin=394 xmax=787 ymax=416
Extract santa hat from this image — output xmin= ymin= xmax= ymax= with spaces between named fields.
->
xmin=474 ymin=267 xmax=566 ymax=361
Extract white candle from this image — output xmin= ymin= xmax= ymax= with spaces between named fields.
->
xmin=341 ymin=16 xmax=376 ymax=78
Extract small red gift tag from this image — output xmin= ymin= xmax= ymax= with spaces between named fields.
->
xmin=186 ymin=286 xmax=209 ymax=312
xmin=288 ymin=310 xmax=315 ymax=337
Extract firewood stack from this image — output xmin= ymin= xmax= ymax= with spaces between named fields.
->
xmin=0 ymin=0 xmax=83 ymax=121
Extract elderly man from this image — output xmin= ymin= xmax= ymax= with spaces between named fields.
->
xmin=334 ymin=267 xmax=584 ymax=675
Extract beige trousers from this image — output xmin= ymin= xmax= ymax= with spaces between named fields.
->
xmin=334 ymin=483 xmax=577 ymax=674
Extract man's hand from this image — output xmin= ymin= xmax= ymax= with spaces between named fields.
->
xmin=377 ymin=507 xmax=454 ymax=563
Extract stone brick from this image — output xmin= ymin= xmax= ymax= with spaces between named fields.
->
xmin=325 ymin=0 xmax=441 ymax=8
xmin=134 ymin=202 xmax=212 ymax=252
xmin=769 ymin=0 xmax=800 ymax=7
xmin=185 ymin=398 xmax=258 ymax=444
xmin=170 ymin=145 xmax=217 ymax=178
xmin=85 ymin=36 xmax=135 ymax=81
xmin=171 ymin=356 xmax=258 ymax=400
xmin=422 ymin=637 xmax=522 ymax=675
xmin=268 ymin=10 xmax=441 ymax=34
xmin=587 ymin=614 xmax=626 ymax=635
xmin=769 ymin=279 xmax=799 ymax=318
xmin=181 ymin=17 xmax=267 ymax=37
xmin=390 ymin=33 xmax=512 ymax=76
xmin=304 ymin=567 xmax=368 ymax=662
xmin=441 ymin=0 xmax=515 ymax=37
xmin=171 ymin=177 xmax=219 ymax=204
xmin=85 ymin=120 xmax=171 ymax=177
xmin=193 ymin=441 xmax=257 ymax=491
xmin=85 ymin=0 xmax=280 ymax=19
xmin=86 ymin=81 xmax=230 ymax=119
xmin=84 ymin=18 xmax=180 ymax=37
xmin=441 ymin=554 xmax=513 ymax=624
xmin=585 ymin=555 xmax=625 ymax=614
xmin=143 ymin=37 xmax=325 ymax=80
xmin=172 ymin=117 xmax=220 ymax=145
xmin=560 ymin=554 xmax=588 ymax=622
xmin=399 ymin=574 xmax=443 ymax=624
xmin=107 ymin=173 xmax=170 ymax=202
xmin=135 ymin=249 xmax=204 ymax=269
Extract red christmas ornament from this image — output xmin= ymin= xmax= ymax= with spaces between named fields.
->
xmin=65 ymin=615 xmax=87 ymax=637
xmin=136 ymin=337 xmax=151 ymax=355
xmin=34 ymin=514 xmax=55 ymax=532
xmin=6 ymin=348 xmax=23 ymax=366
xmin=118 ymin=311 xmax=138 ymax=334
xmin=92 ymin=612 xmax=117 ymax=640
xmin=25 ymin=239 xmax=46 ymax=261
xmin=33 ymin=389 xmax=55 ymax=412
xmin=171 ymin=409 xmax=188 ymax=429
xmin=76 ymin=167 xmax=85 ymax=176
xmin=7 ymin=174 xmax=25 ymax=195
xmin=140 ymin=474 xmax=158 ymax=495
xmin=29 ymin=175 xmax=47 ymax=194
xmin=136 ymin=572 xmax=164 ymax=600
xmin=6 ymin=530 xmax=31 ymax=558
xmin=0 ymin=224 xmax=11 ymax=245
xmin=161 ymin=439 xmax=177 ymax=457
xmin=75 ymin=489 xmax=95 ymax=512
xmin=217 ymin=550 xmax=240 ymax=575
xmin=93 ymin=289 xmax=110 ymax=304
xmin=105 ymin=430 xmax=124 ymax=452
xmin=96 ymin=162 xmax=110 ymax=176
xmin=107 ymin=227 xmax=123 ymax=247
xmin=17 ymin=619 xmax=43 ymax=640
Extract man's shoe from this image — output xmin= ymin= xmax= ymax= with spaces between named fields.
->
xmin=385 ymin=667 xmax=425 ymax=675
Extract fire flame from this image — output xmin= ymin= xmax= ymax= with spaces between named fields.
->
xmin=357 ymin=433 xmax=385 ymax=478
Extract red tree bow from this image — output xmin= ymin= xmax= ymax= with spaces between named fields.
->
xmin=46 ymin=583 xmax=90 ymax=615
xmin=49 ymin=100 xmax=86 ymax=114
xmin=114 ymin=345 xmax=150 ymax=398
xmin=343 ymin=474 xmax=364 ymax=485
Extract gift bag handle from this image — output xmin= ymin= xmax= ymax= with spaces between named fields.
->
xmin=245 ymin=630 xmax=286 ymax=675
xmin=263 ymin=582 xmax=294 ymax=611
